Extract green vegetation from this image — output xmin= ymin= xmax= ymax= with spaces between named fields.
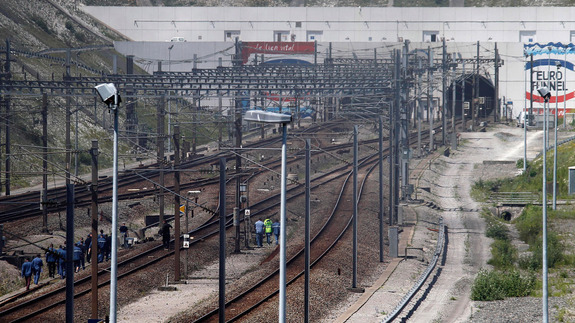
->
xmin=484 ymin=214 xmax=517 ymax=270
xmin=472 ymin=203 xmax=575 ymax=300
xmin=516 ymin=158 xmax=529 ymax=169
xmin=488 ymin=239 xmax=517 ymax=269
xmin=472 ymin=181 xmax=575 ymax=301
xmin=31 ymin=15 xmax=52 ymax=34
xmin=514 ymin=205 xmax=541 ymax=245
xmin=65 ymin=21 xmax=75 ymax=32
xmin=473 ymin=214 xmax=533 ymax=300
xmin=513 ymin=206 xmax=570 ymax=270
xmin=471 ymin=138 xmax=575 ymax=302
xmin=471 ymin=269 xmax=535 ymax=301
xmin=485 ymin=216 xmax=510 ymax=241
xmin=472 ymin=140 xmax=575 ymax=202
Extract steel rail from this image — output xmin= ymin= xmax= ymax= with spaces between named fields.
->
xmin=1 ymin=144 xmax=373 ymax=322
xmin=0 ymin=122 xmax=374 ymax=224
xmin=0 ymin=122 xmax=368 ymax=320
xmin=194 ymin=121 xmax=448 ymax=322
xmin=224 ymin=152 xmax=382 ymax=322
xmin=382 ymin=218 xmax=445 ymax=323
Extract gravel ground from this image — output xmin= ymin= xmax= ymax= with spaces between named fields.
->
xmin=469 ymin=297 xmax=570 ymax=323
xmin=337 ymin=124 xmax=575 ymax=322
xmin=4 ymin=123 xmax=575 ymax=322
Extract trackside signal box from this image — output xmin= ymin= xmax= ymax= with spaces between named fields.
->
xmin=569 ymin=167 xmax=575 ymax=195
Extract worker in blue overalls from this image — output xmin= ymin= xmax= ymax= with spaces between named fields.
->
xmin=97 ymin=231 xmax=107 ymax=263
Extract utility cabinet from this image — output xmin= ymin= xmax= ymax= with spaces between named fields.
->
xmin=569 ymin=166 xmax=575 ymax=195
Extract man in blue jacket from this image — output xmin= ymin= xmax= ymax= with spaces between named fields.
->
xmin=73 ymin=243 xmax=83 ymax=273
xmin=254 ymin=219 xmax=264 ymax=248
xmin=21 ymin=258 xmax=33 ymax=290
xmin=57 ymin=245 xmax=66 ymax=279
xmin=272 ymin=220 xmax=280 ymax=245
xmin=31 ymin=254 xmax=43 ymax=285
xmin=46 ymin=244 xmax=57 ymax=278
xmin=85 ymin=233 xmax=92 ymax=263
xmin=77 ymin=238 xmax=86 ymax=270
xmin=97 ymin=231 xmax=106 ymax=263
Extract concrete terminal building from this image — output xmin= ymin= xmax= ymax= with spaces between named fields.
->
xmin=84 ymin=6 xmax=575 ymax=120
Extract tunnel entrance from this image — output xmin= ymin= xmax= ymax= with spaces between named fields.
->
xmin=447 ymin=73 xmax=496 ymax=118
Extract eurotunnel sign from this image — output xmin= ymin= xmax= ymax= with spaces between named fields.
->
xmin=525 ymin=59 xmax=574 ymax=105
xmin=524 ymin=42 xmax=575 ymax=115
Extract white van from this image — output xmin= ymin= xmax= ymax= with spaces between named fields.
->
xmin=517 ymin=112 xmax=532 ymax=128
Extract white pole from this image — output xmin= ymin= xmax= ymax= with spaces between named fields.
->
xmin=542 ymin=92 xmax=549 ymax=323
xmin=279 ymin=122 xmax=287 ymax=323
xmin=110 ymin=94 xmax=119 ymax=323
xmin=168 ymin=46 xmax=173 ymax=153
xmin=553 ymin=61 xmax=559 ymax=210
xmin=524 ymin=58 xmax=527 ymax=172
xmin=564 ymin=49 xmax=567 ymax=128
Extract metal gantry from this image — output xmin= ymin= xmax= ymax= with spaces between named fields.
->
xmin=0 ymin=40 xmax=499 ymax=210
xmin=0 ymin=40 xmax=503 ymax=321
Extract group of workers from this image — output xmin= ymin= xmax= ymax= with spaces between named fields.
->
xmin=20 ymin=254 xmax=44 ymax=290
xmin=20 ymin=226 xmax=125 ymax=290
xmin=20 ymin=215 xmax=283 ymax=290
xmin=254 ymin=218 xmax=280 ymax=247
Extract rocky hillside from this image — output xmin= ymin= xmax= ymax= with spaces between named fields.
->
xmin=0 ymin=0 xmax=131 ymax=190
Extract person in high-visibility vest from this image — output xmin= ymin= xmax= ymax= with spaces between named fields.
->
xmin=264 ymin=218 xmax=273 ymax=245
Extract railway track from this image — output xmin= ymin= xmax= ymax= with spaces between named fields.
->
xmin=0 ymin=119 xmax=448 ymax=321
xmin=0 ymin=147 xmax=376 ymax=321
xmin=194 ymin=148 xmax=383 ymax=322
xmin=0 ymin=120 xmax=364 ymax=224
xmin=190 ymin=122 xmax=455 ymax=322
xmin=0 ymin=120 xmax=379 ymax=321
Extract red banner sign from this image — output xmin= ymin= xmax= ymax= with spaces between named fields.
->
xmin=241 ymin=42 xmax=315 ymax=64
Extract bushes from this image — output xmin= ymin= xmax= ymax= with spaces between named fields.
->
xmin=485 ymin=219 xmax=509 ymax=241
xmin=484 ymin=215 xmax=516 ymax=270
xmin=514 ymin=205 xmax=541 ymax=245
xmin=488 ymin=239 xmax=517 ymax=270
xmin=516 ymin=158 xmax=529 ymax=169
xmin=65 ymin=21 xmax=75 ymax=32
xmin=530 ymin=232 xmax=564 ymax=269
xmin=471 ymin=269 xmax=535 ymax=301
xmin=514 ymin=206 xmax=565 ymax=270
xmin=31 ymin=15 xmax=51 ymax=34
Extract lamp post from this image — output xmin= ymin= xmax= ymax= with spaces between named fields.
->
xmin=523 ymin=53 xmax=527 ymax=173
xmin=94 ymin=83 xmax=121 ymax=323
xmin=167 ymin=44 xmax=174 ymax=153
xmin=564 ymin=47 xmax=568 ymax=129
xmin=553 ymin=62 xmax=561 ymax=210
xmin=243 ymin=110 xmax=292 ymax=323
xmin=537 ymin=86 xmax=551 ymax=323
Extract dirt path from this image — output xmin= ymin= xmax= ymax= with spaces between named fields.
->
xmin=410 ymin=125 xmax=548 ymax=322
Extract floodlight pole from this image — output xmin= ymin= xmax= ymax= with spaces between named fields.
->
xmin=523 ymin=56 xmax=527 ymax=173
xmin=541 ymin=90 xmax=549 ymax=323
xmin=279 ymin=121 xmax=288 ymax=323
xmin=564 ymin=49 xmax=567 ymax=128
xmin=110 ymin=93 xmax=119 ymax=323
xmin=553 ymin=63 xmax=559 ymax=211
xmin=243 ymin=110 xmax=290 ymax=322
